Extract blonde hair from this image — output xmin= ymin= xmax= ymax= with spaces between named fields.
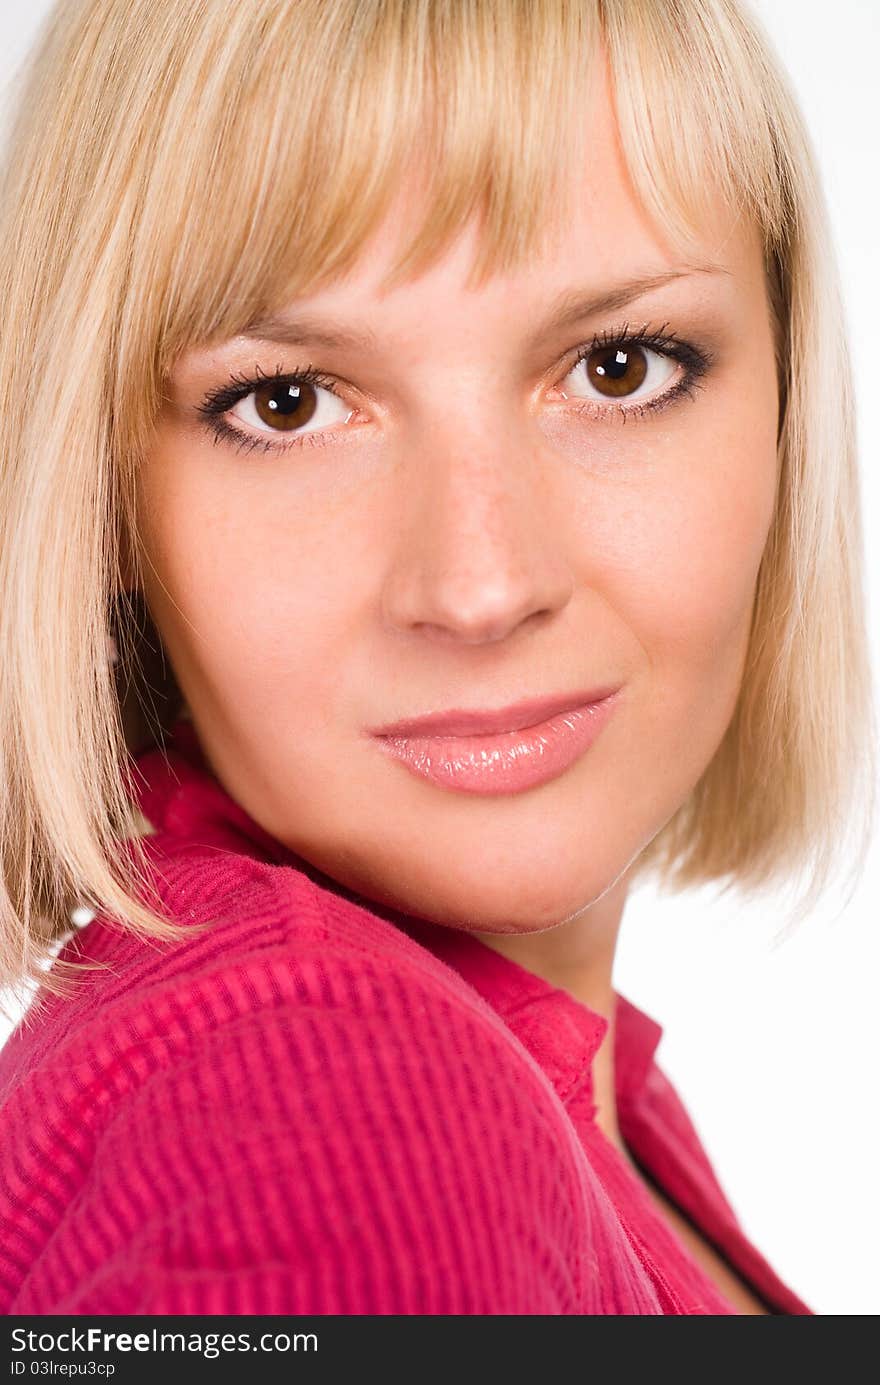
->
xmin=0 ymin=0 xmax=875 ymax=1013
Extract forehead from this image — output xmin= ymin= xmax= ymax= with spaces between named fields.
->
xmin=250 ymin=59 xmax=756 ymax=333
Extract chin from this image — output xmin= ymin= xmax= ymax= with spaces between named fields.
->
xmin=297 ymin=817 xmax=621 ymax=935
xmin=378 ymin=864 xmax=609 ymax=936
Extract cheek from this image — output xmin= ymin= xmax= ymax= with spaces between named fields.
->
xmin=136 ymin=441 xmax=369 ymax=720
xmin=624 ymin=472 xmax=771 ymax=666
xmin=563 ymin=410 xmax=779 ymax=808
xmin=572 ymin=404 xmax=778 ymax=685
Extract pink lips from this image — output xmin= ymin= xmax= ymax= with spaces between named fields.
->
xmin=369 ymin=686 xmax=622 ymax=795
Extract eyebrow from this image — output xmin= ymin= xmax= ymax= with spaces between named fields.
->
xmin=238 ymin=263 xmax=730 ymax=353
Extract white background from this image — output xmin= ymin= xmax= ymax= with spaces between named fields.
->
xmin=0 ymin=0 xmax=876 ymax=1315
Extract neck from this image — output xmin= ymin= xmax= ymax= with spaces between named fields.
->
xmin=471 ymin=865 xmax=632 ymax=1154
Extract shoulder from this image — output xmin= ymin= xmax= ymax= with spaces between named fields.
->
xmin=1 ymin=839 xmax=604 ymax=1314
xmin=31 ymin=833 xmax=556 ymax=1090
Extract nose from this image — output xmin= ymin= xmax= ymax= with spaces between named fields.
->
xmin=380 ymin=423 xmax=575 ymax=646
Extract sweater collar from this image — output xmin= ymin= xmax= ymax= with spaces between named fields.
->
xmin=394 ymin=911 xmax=664 ymax=1117
xmin=128 ymin=715 xmax=664 ymax=1114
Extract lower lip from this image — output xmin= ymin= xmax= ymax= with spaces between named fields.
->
xmin=372 ymin=691 xmax=621 ymax=796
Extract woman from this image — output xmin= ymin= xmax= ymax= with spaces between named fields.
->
xmin=0 ymin=0 xmax=874 ymax=1315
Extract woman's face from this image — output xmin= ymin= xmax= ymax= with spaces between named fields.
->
xmin=138 ymin=84 xmax=780 ymax=934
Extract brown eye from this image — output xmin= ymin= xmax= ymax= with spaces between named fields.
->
xmin=585 ymin=343 xmax=649 ymax=398
xmin=560 ymin=338 xmax=680 ymax=412
xmin=251 ymin=379 xmax=319 ymax=432
xmin=226 ymin=371 xmax=353 ymax=443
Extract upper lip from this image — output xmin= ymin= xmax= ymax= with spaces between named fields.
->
xmin=369 ymin=686 xmax=621 ymax=738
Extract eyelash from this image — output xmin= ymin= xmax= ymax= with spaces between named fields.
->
xmin=195 ymin=320 xmax=716 ymax=457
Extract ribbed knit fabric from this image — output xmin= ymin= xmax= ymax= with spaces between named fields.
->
xmin=0 ymin=717 xmax=813 ymax=1315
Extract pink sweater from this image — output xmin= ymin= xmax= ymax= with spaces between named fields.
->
xmin=0 ymin=717 xmax=812 ymax=1314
